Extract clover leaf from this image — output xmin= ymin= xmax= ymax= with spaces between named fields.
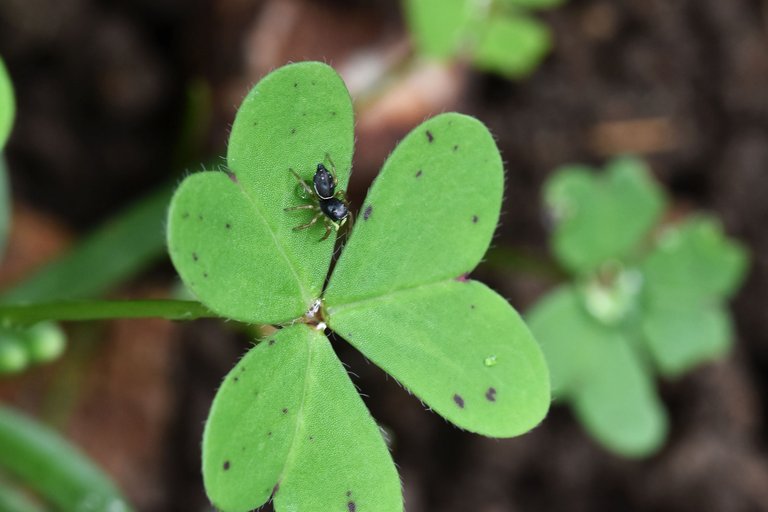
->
xmin=167 ymin=62 xmax=550 ymax=511
xmin=641 ymin=217 xmax=748 ymax=376
xmin=404 ymin=0 xmax=556 ymax=78
xmin=0 ymin=57 xmax=13 ymax=150
xmin=528 ymin=157 xmax=747 ymax=457
xmin=544 ymin=157 xmax=665 ymax=276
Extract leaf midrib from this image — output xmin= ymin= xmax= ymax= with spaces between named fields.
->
xmin=275 ymin=327 xmax=315 ymax=497
xmin=234 ymin=179 xmax=314 ymax=307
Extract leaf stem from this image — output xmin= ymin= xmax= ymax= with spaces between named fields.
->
xmin=0 ymin=300 xmax=216 ymax=327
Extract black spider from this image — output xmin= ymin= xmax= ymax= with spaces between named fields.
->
xmin=285 ymin=156 xmax=353 ymax=241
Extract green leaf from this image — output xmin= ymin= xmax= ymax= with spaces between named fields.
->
xmin=642 ymin=304 xmax=732 ymax=376
xmin=472 ymin=15 xmax=552 ymax=78
xmin=325 ymin=113 xmax=549 ymax=436
xmin=526 ymin=286 xmax=600 ymax=396
xmin=329 ymin=280 xmax=549 ymax=437
xmin=203 ymin=324 xmax=401 ymax=512
xmin=571 ymin=334 xmax=667 ymax=457
xmin=168 ymin=62 xmax=354 ymax=324
xmin=2 ymin=185 xmax=172 ymax=303
xmin=0 ymin=156 xmax=10 ymax=258
xmin=544 ymin=157 xmax=665 ymax=275
xmin=0 ymin=405 xmax=132 ymax=511
xmin=0 ymin=57 xmax=14 ymax=150
xmin=403 ymin=0 xmax=473 ymax=58
xmin=642 ymin=216 xmax=749 ymax=304
xmin=326 ymin=113 xmax=502 ymax=304
xmin=0 ymin=478 xmax=46 ymax=512
xmin=527 ymin=286 xmax=668 ymax=456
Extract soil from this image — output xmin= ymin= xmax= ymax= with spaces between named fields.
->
xmin=1 ymin=0 xmax=768 ymax=511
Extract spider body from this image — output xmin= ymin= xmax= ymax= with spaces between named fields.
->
xmin=313 ymin=163 xmax=336 ymax=199
xmin=285 ymin=158 xmax=353 ymax=241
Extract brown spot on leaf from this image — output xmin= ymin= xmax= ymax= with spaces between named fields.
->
xmin=453 ymin=394 xmax=465 ymax=408
xmin=223 ymin=461 xmax=230 ymax=471
xmin=348 ymin=501 xmax=356 ymax=512
xmin=282 ymin=408 xmax=288 ymax=414
xmin=426 ymin=130 xmax=434 ymax=143
xmin=486 ymin=387 xmax=497 ymax=402
xmin=415 ymin=169 xmax=422 ymax=177
xmin=453 ymin=144 xmax=459 ymax=151
xmin=472 ymin=215 xmax=478 ymax=223
xmin=363 ymin=205 xmax=373 ymax=220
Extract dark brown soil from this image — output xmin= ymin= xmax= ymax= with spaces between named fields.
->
xmin=2 ymin=1 xmax=768 ymax=511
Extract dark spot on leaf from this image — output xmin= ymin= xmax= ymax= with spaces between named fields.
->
xmin=472 ymin=215 xmax=479 ymax=223
xmin=426 ymin=130 xmax=434 ymax=143
xmin=302 ymin=112 xmax=306 ymax=117
xmin=415 ymin=169 xmax=422 ymax=178
xmin=267 ymin=431 xmax=272 ymax=437
xmin=290 ymin=128 xmax=296 ymax=135
xmin=268 ymin=339 xmax=275 ymax=346
xmin=225 ymin=223 xmax=231 ymax=229
xmin=282 ymin=408 xmax=288 ymax=414
xmin=223 ymin=461 xmax=230 ymax=471
xmin=331 ymin=111 xmax=337 ymax=116
xmin=346 ymin=491 xmax=352 ymax=497
xmin=233 ymin=376 xmax=239 ymax=383
xmin=311 ymin=80 xmax=316 ymax=85
xmin=470 ymin=304 xmax=476 ymax=310
xmin=453 ymin=144 xmax=459 ymax=151
xmin=486 ymin=387 xmax=497 ymax=402
xmin=182 ymin=212 xmax=189 ymax=219
xmin=363 ymin=205 xmax=373 ymax=220
xmin=348 ymin=501 xmax=356 ymax=512
xmin=293 ymin=82 xmax=298 ymax=87
xmin=203 ymin=272 xmax=209 ymax=278
xmin=192 ymin=252 xmax=198 ymax=262
xmin=453 ymin=394 xmax=465 ymax=408
xmin=309 ymin=435 xmax=314 ymax=441
xmin=198 ymin=214 xmax=203 ymax=221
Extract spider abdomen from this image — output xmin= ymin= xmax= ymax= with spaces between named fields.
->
xmin=320 ymin=197 xmax=349 ymax=222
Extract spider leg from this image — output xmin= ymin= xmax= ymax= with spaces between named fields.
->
xmin=284 ymin=204 xmax=317 ymax=211
xmin=319 ymin=218 xmax=336 ymax=241
xmin=289 ymin=169 xmax=315 ymax=196
xmin=324 ymin=152 xmax=339 ymax=188
xmin=293 ymin=211 xmax=322 ymax=231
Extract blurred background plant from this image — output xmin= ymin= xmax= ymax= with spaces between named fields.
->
xmin=1 ymin=1 xmax=767 ymax=511
xmin=527 ymin=157 xmax=748 ymax=457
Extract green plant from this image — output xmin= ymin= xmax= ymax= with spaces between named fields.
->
xmin=0 ymin=405 xmax=131 ymax=512
xmin=403 ymin=0 xmax=564 ymax=78
xmin=526 ymin=157 xmax=748 ymax=457
xmin=166 ymin=61 xmax=550 ymax=511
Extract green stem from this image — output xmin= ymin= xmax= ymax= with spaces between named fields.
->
xmin=0 ymin=300 xmax=216 ymax=327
